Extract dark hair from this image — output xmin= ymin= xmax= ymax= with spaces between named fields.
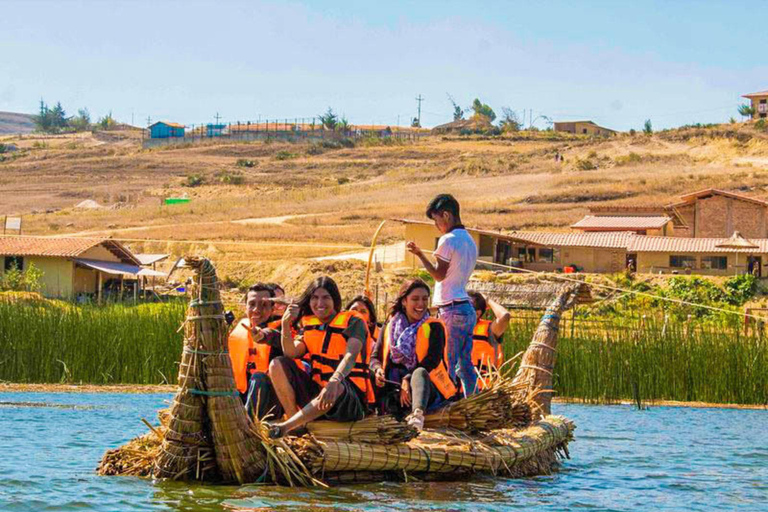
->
xmin=267 ymin=282 xmax=285 ymax=295
xmin=346 ymin=295 xmax=378 ymax=335
xmin=468 ymin=291 xmax=487 ymax=315
xmin=389 ymin=278 xmax=431 ymax=318
xmin=426 ymin=193 xmax=461 ymax=221
xmin=297 ymin=276 xmax=342 ymax=321
xmin=246 ymin=283 xmax=275 ymax=300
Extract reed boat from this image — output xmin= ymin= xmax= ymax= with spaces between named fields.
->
xmin=98 ymin=258 xmax=577 ymax=486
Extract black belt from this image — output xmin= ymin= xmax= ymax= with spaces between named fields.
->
xmin=438 ymin=299 xmax=470 ymax=308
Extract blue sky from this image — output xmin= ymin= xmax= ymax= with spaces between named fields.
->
xmin=2 ymin=0 xmax=766 ymax=131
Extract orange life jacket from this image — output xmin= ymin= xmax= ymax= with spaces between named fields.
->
xmin=382 ymin=317 xmax=458 ymax=399
xmin=472 ymin=319 xmax=503 ymax=370
xmin=228 ymin=319 xmax=271 ymax=394
xmin=301 ymin=311 xmax=375 ymax=404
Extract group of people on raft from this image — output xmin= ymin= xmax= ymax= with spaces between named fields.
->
xmin=226 ymin=194 xmax=511 ymax=438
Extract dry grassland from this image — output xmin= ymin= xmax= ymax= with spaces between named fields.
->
xmin=3 ymin=123 xmax=768 ymax=289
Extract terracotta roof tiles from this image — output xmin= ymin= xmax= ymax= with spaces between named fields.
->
xmin=571 ymin=215 xmax=672 ymax=230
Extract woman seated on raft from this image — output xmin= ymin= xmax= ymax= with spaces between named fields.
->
xmin=369 ymin=278 xmax=461 ymax=431
xmin=267 ymin=276 xmax=374 ymax=438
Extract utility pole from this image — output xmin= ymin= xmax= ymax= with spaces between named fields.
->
xmin=146 ymin=116 xmax=151 ymax=126
xmin=214 ymin=112 xmax=222 ymax=124
xmin=415 ymin=94 xmax=424 ymax=127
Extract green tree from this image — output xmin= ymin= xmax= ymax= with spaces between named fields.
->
xmin=70 ymin=108 xmax=91 ymax=131
xmin=49 ymin=102 xmax=68 ymax=130
xmin=97 ymin=111 xmax=116 ymax=130
xmin=337 ymin=116 xmax=350 ymax=132
xmin=33 ymin=99 xmax=53 ymax=132
xmin=411 ymin=117 xmax=421 ymax=128
xmin=643 ymin=119 xmax=653 ymax=135
xmin=738 ymin=103 xmax=755 ymax=120
xmin=499 ymin=107 xmax=521 ymax=132
xmin=319 ymin=107 xmax=338 ymax=130
xmin=447 ymin=93 xmax=464 ymax=121
xmin=471 ymin=98 xmax=496 ymax=122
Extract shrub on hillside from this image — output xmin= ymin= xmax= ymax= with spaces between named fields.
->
xmin=184 ymin=174 xmax=205 ymax=187
xmin=275 ymin=150 xmax=297 ymax=160
xmin=235 ymin=159 xmax=256 ymax=168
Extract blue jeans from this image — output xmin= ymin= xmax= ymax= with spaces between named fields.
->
xmin=438 ymin=301 xmax=477 ymax=397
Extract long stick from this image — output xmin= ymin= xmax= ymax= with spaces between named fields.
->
xmin=365 ymin=220 xmax=388 ymax=297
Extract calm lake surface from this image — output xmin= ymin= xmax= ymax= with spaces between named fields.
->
xmin=0 ymin=392 xmax=766 ymax=512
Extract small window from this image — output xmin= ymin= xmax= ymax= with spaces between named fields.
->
xmin=761 ymin=113 xmax=767 ymax=119
xmin=701 ymin=256 xmax=727 ymax=270
xmin=582 ymin=128 xmax=587 ymax=134
xmin=537 ymin=248 xmax=559 ymax=263
xmin=761 ymin=99 xmax=767 ymax=104
xmin=515 ymin=247 xmax=536 ymax=262
xmin=670 ymin=255 xmax=696 ymax=269
xmin=4 ymin=256 xmax=23 ymax=271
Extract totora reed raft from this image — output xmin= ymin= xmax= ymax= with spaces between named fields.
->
xmin=98 ymin=258 xmax=577 ymax=486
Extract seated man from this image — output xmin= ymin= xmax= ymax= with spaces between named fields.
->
xmin=267 ymin=276 xmax=371 ymax=438
xmin=468 ymin=291 xmax=511 ymax=386
xmin=227 ymin=283 xmax=286 ymax=420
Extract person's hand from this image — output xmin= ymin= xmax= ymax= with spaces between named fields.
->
xmin=282 ymin=301 xmax=299 ymax=325
xmin=406 ymin=241 xmax=423 ymax=258
xmin=374 ymin=368 xmax=386 ymax=388
xmin=250 ymin=326 xmax=266 ymax=343
xmin=318 ymin=380 xmax=343 ymax=410
xmin=399 ymin=378 xmax=412 ymax=407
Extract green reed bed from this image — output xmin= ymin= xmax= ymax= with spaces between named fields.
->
xmin=504 ymin=315 xmax=768 ymax=405
xmin=0 ymin=300 xmax=185 ymax=384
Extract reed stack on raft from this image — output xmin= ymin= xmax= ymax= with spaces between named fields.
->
xmin=512 ymin=286 xmax=578 ymax=417
xmin=154 ymin=257 xmax=266 ymax=483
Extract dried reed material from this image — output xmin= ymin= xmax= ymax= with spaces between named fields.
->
xmin=98 ymin=430 xmax=162 ymax=477
xmin=307 ymin=415 xmax=418 ymax=445
xmin=181 ymin=257 xmax=266 ymax=484
xmin=512 ymin=287 xmax=578 ymax=418
xmin=423 ymin=377 xmax=532 ymax=432
xmin=294 ymin=415 xmax=574 ymax=475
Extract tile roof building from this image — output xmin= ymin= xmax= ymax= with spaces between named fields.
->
xmin=0 ymin=236 xmax=164 ymax=300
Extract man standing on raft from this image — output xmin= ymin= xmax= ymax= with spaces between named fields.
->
xmin=407 ymin=194 xmax=479 ymax=396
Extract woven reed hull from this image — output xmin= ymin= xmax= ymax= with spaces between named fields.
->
xmin=294 ymin=415 xmax=574 ymax=481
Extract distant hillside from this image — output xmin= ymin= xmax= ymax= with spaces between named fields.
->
xmin=0 ymin=111 xmax=35 ymax=134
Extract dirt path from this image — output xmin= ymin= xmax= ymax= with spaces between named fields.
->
xmin=58 ymin=213 xmax=328 ymax=237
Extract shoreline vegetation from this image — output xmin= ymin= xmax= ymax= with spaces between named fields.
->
xmin=2 ymin=272 xmax=768 ymax=406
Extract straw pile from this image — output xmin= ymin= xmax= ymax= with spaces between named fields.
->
xmin=512 ymin=286 xmax=578 ymax=418
xmin=423 ymin=377 xmax=532 ymax=432
xmin=154 ymin=257 xmax=266 ymax=483
xmin=292 ymin=415 xmax=574 ymax=476
xmin=307 ymin=415 xmax=418 ymax=444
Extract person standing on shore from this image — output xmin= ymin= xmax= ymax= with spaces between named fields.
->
xmin=406 ymin=194 xmax=479 ymax=396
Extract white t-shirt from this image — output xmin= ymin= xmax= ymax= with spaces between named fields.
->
xmin=432 ymin=228 xmax=478 ymax=306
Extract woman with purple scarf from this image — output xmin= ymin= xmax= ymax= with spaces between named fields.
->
xmin=369 ymin=278 xmax=460 ymax=430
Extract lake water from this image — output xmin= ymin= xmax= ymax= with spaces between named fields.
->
xmin=0 ymin=392 xmax=766 ymax=512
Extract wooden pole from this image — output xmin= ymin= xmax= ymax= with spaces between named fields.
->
xmin=97 ymin=272 xmax=103 ymax=305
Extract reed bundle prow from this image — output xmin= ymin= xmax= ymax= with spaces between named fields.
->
xmin=154 ymin=257 xmax=266 ymax=483
xmin=512 ymin=285 xmax=579 ymax=417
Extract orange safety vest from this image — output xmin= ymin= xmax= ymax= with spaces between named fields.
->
xmin=382 ymin=317 xmax=458 ymax=399
xmin=471 ymin=319 xmax=504 ymax=372
xmin=301 ymin=311 xmax=375 ymax=404
xmin=228 ymin=319 xmax=271 ymax=394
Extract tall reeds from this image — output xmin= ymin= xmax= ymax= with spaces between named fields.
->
xmin=504 ymin=314 xmax=768 ymax=405
xmin=0 ymin=300 xmax=185 ymax=384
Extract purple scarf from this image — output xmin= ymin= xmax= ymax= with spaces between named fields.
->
xmin=388 ymin=312 xmax=428 ymax=370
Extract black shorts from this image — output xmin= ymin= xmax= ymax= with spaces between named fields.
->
xmin=274 ymin=356 xmax=366 ymax=422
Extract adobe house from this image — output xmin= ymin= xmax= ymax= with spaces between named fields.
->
xmin=400 ymin=220 xmax=630 ymax=274
xmin=666 ymin=189 xmax=768 ymax=239
xmin=628 ymin=232 xmax=768 ymax=277
xmin=571 ymin=215 xmax=674 ymax=236
xmin=0 ymin=236 xmax=165 ymax=300
xmin=742 ymin=90 xmax=768 ymax=119
xmin=553 ymin=120 xmax=617 ymax=136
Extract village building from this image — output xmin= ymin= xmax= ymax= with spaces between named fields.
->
xmin=553 ymin=120 xmax=617 ymax=136
xmin=742 ymin=90 xmax=768 ymax=119
xmin=149 ymin=121 xmax=185 ymax=139
xmin=0 ymin=236 xmax=166 ymax=300
xmin=432 ymin=117 xmax=494 ymax=134
xmin=665 ymin=189 xmax=768 ymax=239
xmin=571 ymin=215 xmax=674 ymax=236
